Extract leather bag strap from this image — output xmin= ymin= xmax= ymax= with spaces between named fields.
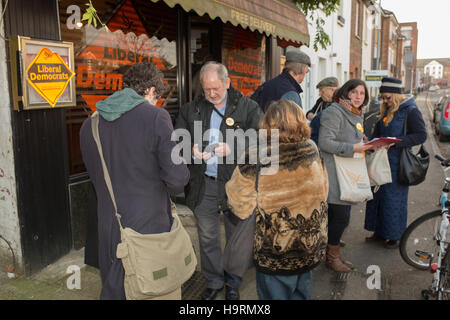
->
xmin=403 ymin=106 xmax=424 ymax=148
xmin=403 ymin=107 xmax=408 ymax=136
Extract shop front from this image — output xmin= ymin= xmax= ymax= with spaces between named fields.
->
xmin=1 ymin=0 xmax=309 ymax=275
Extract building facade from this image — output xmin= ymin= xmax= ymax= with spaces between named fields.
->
xmin=349 ymin=0 xmax=363 ymax=79
xmin=0 ymin=0 xmax=310 ymax=275
xmin=301 ymin=0 xmax=351 ymax=111
xmin=380 ymin=8 xmax=404 ymax=79
xmin=399 ymin=22 xmax=418 ymax=93
xmin=417 ymin=58 xmax=450 ymax=89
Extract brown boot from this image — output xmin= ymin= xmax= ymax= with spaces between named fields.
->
xmin=339 ymin=254 xmax=354 ymax=270
xmin=326 ymin=245 xmax=351 ymax=272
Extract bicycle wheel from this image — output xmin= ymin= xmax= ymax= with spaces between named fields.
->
xmin=438 ymin=249 xmax=450 ymax=300
xmin=400 ymin=210 xmax=442 ymax=270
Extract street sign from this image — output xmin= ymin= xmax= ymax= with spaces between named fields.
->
xmin=26 ymin=48 xmax=75 ymax=107
xmin=365 ymin=70 xmax=389 ymax=87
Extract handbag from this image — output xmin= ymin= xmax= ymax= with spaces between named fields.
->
xmin=398 ymin=109 xmax=430 ymax=186
xmin=365 ymin=148 xmax=392 ymax=187
xmin=91 ymin=112 xmax=197 ymax=299
xmin=334 ymin=154 xmax=373 ymax=203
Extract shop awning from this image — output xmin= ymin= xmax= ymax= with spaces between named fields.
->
xmin=151 ymin=0 xmax=310 ymax=46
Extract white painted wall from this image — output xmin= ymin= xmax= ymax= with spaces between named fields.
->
xmin=0 ymin=1 xmax=23 ymax=274
xmin=298 ymin=0 xmax=351 ymax=113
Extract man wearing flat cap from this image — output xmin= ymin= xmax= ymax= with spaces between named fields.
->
xmin=257 ymin=50 xmax=311 ymax=112
xmin=306 ymin=77 xmax=339 ymax=121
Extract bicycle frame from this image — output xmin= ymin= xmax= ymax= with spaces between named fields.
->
xmin=432 ymin=167 xmax=450 ymax=299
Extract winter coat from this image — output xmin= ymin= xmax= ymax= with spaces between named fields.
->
xmin=258 ymin=69 xmax=303 ymax=112
xmin=225 ymin=141 xmax=329 ymax=275
xmin=306 ymin=97 xmax=332 ymax=119
xmin=80 ymin=88 xmax=190 ymax=299
xmin=365 ymin=96 xmax=427 ymax=240
xmin=318 ymin=102 xmax=365 ymax=205
xmin=175 ymin=86 xmax=262 ymax=212
xmin=308 ymin=98 xmax=334 ymax=144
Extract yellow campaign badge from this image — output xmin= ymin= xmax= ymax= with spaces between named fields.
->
xmin=356 ymin=122 xmax=364 ymax=133
xmin=26 ymin=48 xmax=75 ymax=107
xmin=225 ymin=117 xmax=235 ymax=127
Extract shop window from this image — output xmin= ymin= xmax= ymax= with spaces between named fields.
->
xmin=190 ymin=14 xmax=214 ymax=100
xmin=59 ymin=0 xmax=178 ymax=175
xmin=222 ymin=23 xmax=266 ymax=97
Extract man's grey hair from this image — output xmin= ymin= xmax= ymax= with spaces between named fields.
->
xmin=200 ymin=61 xmax=229 ymax=84
xmin=284 ymin=61 xmax=308 ymax=76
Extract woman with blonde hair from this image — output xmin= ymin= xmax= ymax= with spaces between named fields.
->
xmin=364 ymin=77 xmax=427 ymax=248
xmin=225 ymin=100 xmax=329 ymax=300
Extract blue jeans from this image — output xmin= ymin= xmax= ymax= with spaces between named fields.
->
xmin=256 ymin=271 xmax=312 ymax=300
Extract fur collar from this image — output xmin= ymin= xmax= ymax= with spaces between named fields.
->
xmin=226 ymin=140 xmax=329 ymax=221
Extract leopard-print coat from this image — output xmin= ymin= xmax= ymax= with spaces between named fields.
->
xmin=225 ymin=140 xmax=329 ymax=275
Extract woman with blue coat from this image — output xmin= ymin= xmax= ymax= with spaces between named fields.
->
xmin=364 ymin=77 xmax=427 ymax=248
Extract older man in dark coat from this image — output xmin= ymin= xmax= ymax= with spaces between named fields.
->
xmin=80 ymin=63 xmax=190 ymax=300
xmin=257 ymin=50 xmax=310 ymax=112
xmin=176 ymin=61 xmax=262 ymax=300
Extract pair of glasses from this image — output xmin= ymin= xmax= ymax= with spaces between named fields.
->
xmin=381 ymin=95 xmax=392 ymax=101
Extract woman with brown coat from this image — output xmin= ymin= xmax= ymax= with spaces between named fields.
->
xmin=226 ymin=100 xmax=329 ymax=300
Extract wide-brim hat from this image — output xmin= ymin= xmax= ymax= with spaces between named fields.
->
xmin=380 ymin=77 xmax=402 ymax=94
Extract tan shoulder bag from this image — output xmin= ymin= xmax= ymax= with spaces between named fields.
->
xmin=91 ymin=112 xmax=197 ymax=300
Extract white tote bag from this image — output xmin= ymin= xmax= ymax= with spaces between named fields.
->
xmin=334 ymin=154 xmax=373 ymax=203
xmin=365 ymin=148 xmax=392 ymax=187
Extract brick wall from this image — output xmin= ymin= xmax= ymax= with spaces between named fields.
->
xmin=400 ymin=22 xmax=418 ymax=89
xmin=396 ymin=37 xmax=404 ymax=79
xmin=380 ymin=16 xmax=390 ymax=70
xmin=349 ymin=0 xmax=362 ymax=78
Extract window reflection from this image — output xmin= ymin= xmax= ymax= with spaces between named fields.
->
xmin=222 ymin=23 xmax=266 ymax=97
xmin=60 ymin=0 xmax=178 ymax=174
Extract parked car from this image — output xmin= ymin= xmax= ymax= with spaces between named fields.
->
xmin=429 ymin=85 xmax=440 ymax=92
xmin=433 ymin=94 xmax=450 ymax=141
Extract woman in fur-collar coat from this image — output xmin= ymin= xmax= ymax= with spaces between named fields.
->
xmin=226 ymin=100 xmax=329 ymax=300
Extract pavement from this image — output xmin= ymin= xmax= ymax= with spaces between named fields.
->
xmin=0 ymin=91 xmax=446 ymax=300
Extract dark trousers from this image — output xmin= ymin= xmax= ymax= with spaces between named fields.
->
xmin=194 ymin=176 xmax=255 ymax=289
xmin=327 ymin=203 xmax=351 ymax=245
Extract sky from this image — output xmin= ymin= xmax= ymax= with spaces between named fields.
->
xmin=380 ymin=0 xmax=450 ymax=59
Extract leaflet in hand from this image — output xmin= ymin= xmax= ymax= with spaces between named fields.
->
xmin=364 ymin=137 xmax=401 ymax=148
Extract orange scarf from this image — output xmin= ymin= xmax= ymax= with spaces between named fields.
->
xmin=338 ymin=98 xmax=362 ymax=116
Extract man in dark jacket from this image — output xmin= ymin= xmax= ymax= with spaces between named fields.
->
xmin=257 ymin=50 xmax=310 ymax=112
xmin=175 ymin=61 xmax=262 ymax=300
xmin=80 ymin=63 xmax=190 ymax=300
xmin=306 ymin=76 xmax=339 ymax=121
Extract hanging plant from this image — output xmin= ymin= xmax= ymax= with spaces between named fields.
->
xmin=81 ymin=0 xmax=109 ymax=31
xmin=293 ymin=0 xmax=340 ymax=51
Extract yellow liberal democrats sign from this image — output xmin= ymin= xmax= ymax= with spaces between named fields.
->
xmin=26 ymin=48 xmax=75 ymax=107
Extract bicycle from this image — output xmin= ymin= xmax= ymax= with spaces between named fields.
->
xmin=399 ymin=154 xmax=450 ymax=300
